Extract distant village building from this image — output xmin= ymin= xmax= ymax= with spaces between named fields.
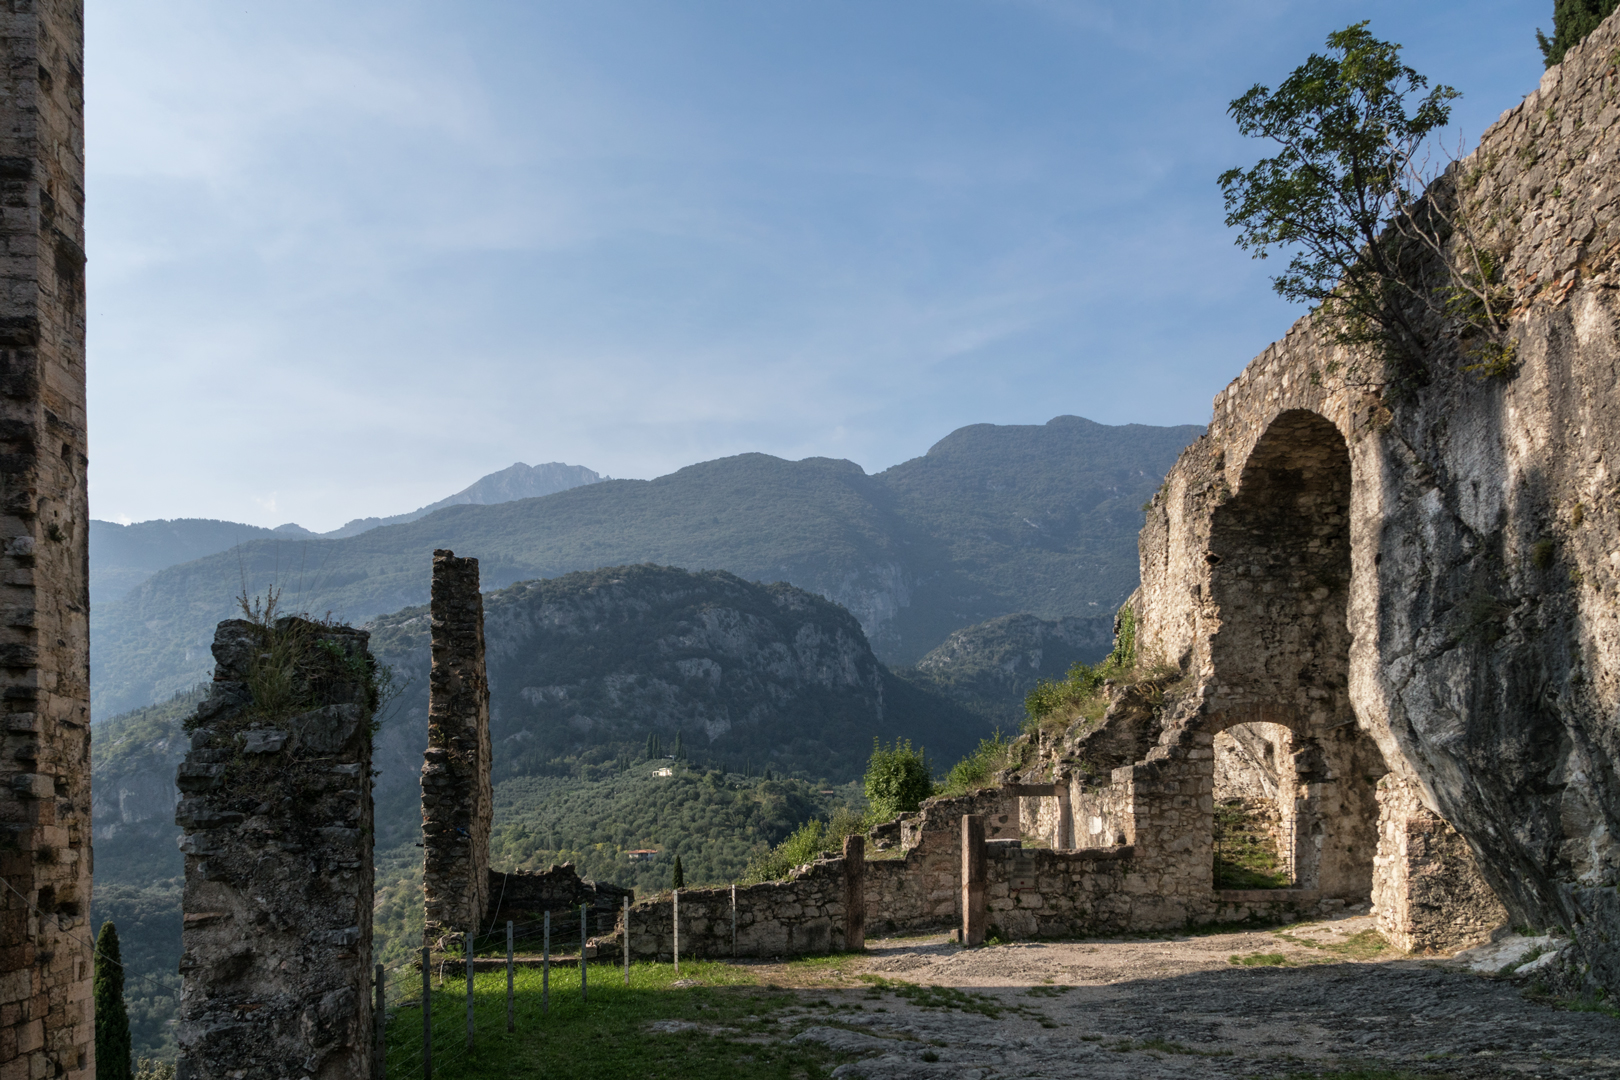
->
xmin=652 ymin=767 xmax=673 ymax=778
xmin=627 ymin=849 xmax=660 ymax=862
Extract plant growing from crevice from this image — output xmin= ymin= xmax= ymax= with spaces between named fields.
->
xmin=1221 ymin=22 xmax=1519 ymax=393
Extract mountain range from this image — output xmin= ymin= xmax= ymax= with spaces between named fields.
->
xmin=88 ymin=461 xmax=603 ymax=604
xmin=89 ymin=416 xmax=1201 ymax=719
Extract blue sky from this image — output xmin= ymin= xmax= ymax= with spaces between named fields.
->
xmin=88 ymin=1 xmax=1551 ymax=531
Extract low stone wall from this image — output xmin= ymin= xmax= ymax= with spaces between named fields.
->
xmin=486 ymin=864 xmax=632 ymax=938
xmin=1373 ymin=777 xmax=1507 ymax=954
xmin=625 ymin=858 xmax=848 ymax=960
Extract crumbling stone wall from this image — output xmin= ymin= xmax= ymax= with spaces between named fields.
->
xmin=1130 ymin=8 xmax=1620 ymax=986
xmin=1374 ymin=776 xmax=1508 ymax=954
xmin=421 ymin=550 xmax=493 ymax=946
xmin=485 ymin=864 xmax=631 ymax=936
xmin=175 ymin=618 xmax=377 ymax=1080
xmin=0 ymin=3 xmax=91 ymax=1078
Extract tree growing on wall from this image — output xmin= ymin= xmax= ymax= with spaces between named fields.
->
xmin=1538 ymin=0 xmax=1620 ymax=66
xmin=95 ymin=922 xmax=133 ymax=1080
xmin=864 ymin=738 xmax=933 ymax=820
xmin=1219 ymin=22 xmax=1468 ymax=390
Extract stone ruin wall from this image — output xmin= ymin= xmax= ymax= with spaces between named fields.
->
xmin=0 ymin=3 xmax=91 ymax=1078
xmin=175 ymin=619 xmax=377 ymax=1080
xmin=421 ymin=550 xmax=493 ymax=946
xmin=1131 ymin=8 xmax=1620 ymax=990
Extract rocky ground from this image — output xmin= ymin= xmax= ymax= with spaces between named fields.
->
xmin=668 ymin=913 xmax=1620 ymax=1078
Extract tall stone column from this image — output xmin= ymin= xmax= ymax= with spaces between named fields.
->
xmin=421 ymin=550 xmax=492 ymax=947
xmin=175 ymin=618 xmax=377 ymax=1080
xmin=0 ymin=4 xmax=90 ymax=1079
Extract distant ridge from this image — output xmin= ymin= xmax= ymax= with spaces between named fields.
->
xmin=88 ymin=461 xmax=602 ymax=603
xmin=90 ymin=417 xmax=1204 ymax=719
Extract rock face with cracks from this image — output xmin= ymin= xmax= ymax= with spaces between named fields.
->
xmin=1131 ymin=8 xmax=1620 ymax=993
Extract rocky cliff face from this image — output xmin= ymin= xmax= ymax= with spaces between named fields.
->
xmin=1131 ymin=12 xmax=1620 ymax=992
xmin=366 ymin=564 xmax=990 ymax=849
xmin=905 ymin=612 xmax=1114 ymax=724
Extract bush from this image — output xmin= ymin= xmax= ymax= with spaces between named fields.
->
xmin=863 ymin=739 xmax=933 ymax=820
xmin=1023 ymin=606 xmax=1138 ymax=730
xmin=939 ymin=731 xmax=1014 ymax=797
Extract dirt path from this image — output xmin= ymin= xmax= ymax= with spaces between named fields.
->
xmin=725 ymin=913 xmax=1620 ymax=1078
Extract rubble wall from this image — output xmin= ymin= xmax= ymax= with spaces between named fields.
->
xmin=1133 ymin=9 xmax=1620 ymax=986
xmin=0 ymin=3 xmax=91 ymax=1078
xmin=1374 ymin=776 xmax=1508 ymax=954
xmin=421 ymin=551 xmax=493 ymax=945
xmin=175 ymin=619 xmax=376 ymax=1080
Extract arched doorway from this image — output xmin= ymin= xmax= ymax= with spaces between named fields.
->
xmin=1203 ymin=410 xmax=1384 ymax=897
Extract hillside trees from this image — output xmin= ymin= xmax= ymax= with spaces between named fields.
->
xmin=1538 ymin=0 xmax=1620 ymax=65
xmin=863 ymin=738 xmax=934 ymax=819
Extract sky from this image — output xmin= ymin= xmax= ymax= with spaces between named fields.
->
xmin=87 ymin=0 xmax=1553 ymax=532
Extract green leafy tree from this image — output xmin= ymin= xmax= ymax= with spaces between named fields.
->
xmin=95 ymin=921 xmax=133 ymax=1080
xmin=863 ymin=738 xmax=933 ymax=820
xmin=671 ymin=855 xmax=685 ymax=890
xmin=1538 ymin=0 xmax=1619 ymax=66
xmin=1220 ymin=22 xmax=1460 ymax=389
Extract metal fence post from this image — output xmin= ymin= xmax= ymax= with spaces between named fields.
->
xmin=506 ymin=921 xmax=515 ymax=1033
xmin=374 ymin=963 xmax=386 ymax=1080
xmin=673 ymin=888 xmax=681 ymax=975
xmin=542 ymin=911 xmax=550 ymax=1013
xmin=623 ymin=895 xmax=631 ymax=985
xmin=421 ymin=947 xmax=432 ymax=1080
xmin=465 ymin=931 xmax=475 ymax=1051
xmin=731 ymin=883 xmax=737 ymax=957
xmin=580 ymin=901 xmax=589 ymax=1003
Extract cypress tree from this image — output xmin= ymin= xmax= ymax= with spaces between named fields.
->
xmin=94 ymin=921 xmax=133 ymax=1080
xmin=1538 ymin=0 xmax=1620 ymax=66
xmin=671 ymin=856 xmax=685 ymax=890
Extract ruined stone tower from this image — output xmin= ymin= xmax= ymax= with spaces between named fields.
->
xmin=0 ymin=3 xmax=91 ymax=1078
xmin=421 ymin=550 xmax=493 ymax=945
xmin=175 ymin=617 xmax=377 ymax=1080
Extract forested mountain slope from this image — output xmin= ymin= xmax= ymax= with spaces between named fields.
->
xmin=91 ymin=416 xmax=1200 ymax=718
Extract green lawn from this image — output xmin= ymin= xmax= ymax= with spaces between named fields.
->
xmin=383 ymin=960 xmax=842 ymax=1079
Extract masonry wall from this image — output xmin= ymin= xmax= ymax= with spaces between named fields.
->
xmin=1373 ymin=776 xmax=1508 ymax=954
xmin=421 ymin=551 xmax=493 ymax=946
xmin=1131 ymin=9 xmax=1620 ymax=988
xmin=0 ymin=3 xmax=91 ymax=1078
xmin=175 ymin=619 xmax=376 ymax=1080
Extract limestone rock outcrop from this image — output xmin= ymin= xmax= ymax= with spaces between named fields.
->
xmin=1131 ymin=9 xmax=1620 ymax=991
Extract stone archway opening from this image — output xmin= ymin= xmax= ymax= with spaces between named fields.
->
xmin=1212 ymin=722 xmax=1297 ymax=888
xmin=1203 ymin=409 xmax=1385 ymax=899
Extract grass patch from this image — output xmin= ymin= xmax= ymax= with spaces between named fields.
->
xmin=1229 ymin=952 xmax=1291 ymax=967
xmin=1272 ymin=929 xmax=1389 ymax=962
xmin=1213 ymin=799 xmax=1290 ymax=889
xmin=384 ymin=960 xmax=843 ymax=1079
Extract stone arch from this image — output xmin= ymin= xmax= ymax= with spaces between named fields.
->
xmin=1198 ymin=409 xmax=1385 ymax=897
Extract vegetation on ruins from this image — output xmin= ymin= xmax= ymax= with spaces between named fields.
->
xmin=1022 ymin=606 xmax=1140 ymax=733
xmin=671 ymin=856 xmax=685 ymax=889
xmin=94 ymin=922 xmax=133 ymax=1080
xmin=1220 ymin=23 xmax=1519 ymax=389
xmin=862 ymin=738 xmax=934 ymax=820
xmin=1538 ymin=0 xmax=1620 ymax=66
xmin=937 ymin=730 xmax=1016 ymax=797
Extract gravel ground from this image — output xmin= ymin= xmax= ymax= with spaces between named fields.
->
xmin=731 ymin=913 xmax=1620 ymax=1078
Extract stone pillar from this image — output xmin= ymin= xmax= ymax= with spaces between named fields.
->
xmin=1372 ymin=776 xmax=1507 ymax=954
xmin=1054 ymin=780 xmax=1073 ymax=850
xmin=0 ymin=4 xmax=91 ymax=1079
xmin=842 ymin=834 xmax=864 ymax=951
xmin=421 ymin=550 xmax=492 ymax=947
xmin=961 ymin=815 xmax=986 ymax=946
xmin=176 ymin=618 xmax=377 ymax=1080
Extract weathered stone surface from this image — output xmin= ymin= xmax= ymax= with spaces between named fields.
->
xmin=421 ymin=550 xmax=493 ymax=946
xmin=0 ymin=4 xmax=91 ymax=1079
xmin=1373 ymin=775 xmax=1507 ymax=954
xmin=175 ymin=619 xmax=376 ymax=1080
